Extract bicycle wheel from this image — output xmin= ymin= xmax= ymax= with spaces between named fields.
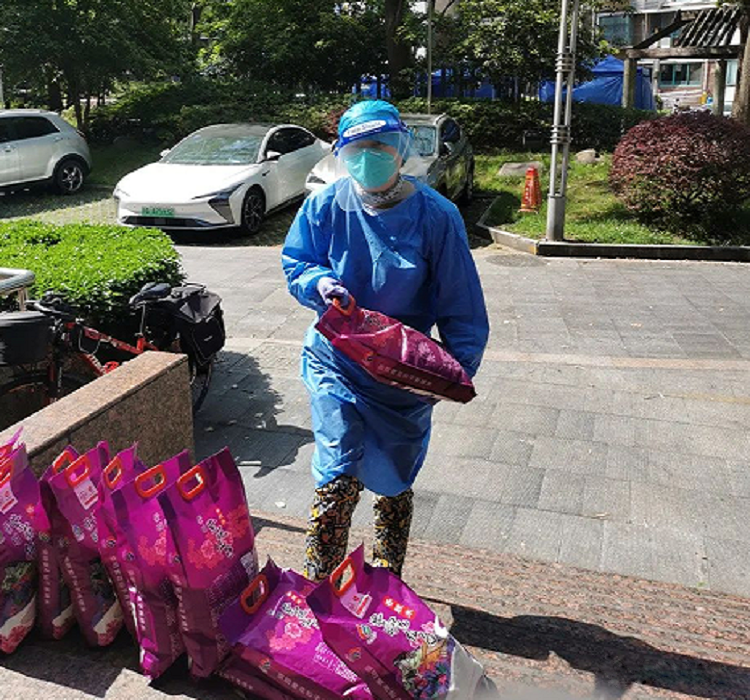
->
xmin=0 ymin=372 xmax=87 ymax=431
xmin=188 ymin=355 xmax=213 ymax=414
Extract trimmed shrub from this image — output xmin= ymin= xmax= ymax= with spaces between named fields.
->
xmin=609 ymin=112 xmax=750 ymax=239
xmin=89 ymin=79 xmax=655 ymax=153
xmin=0 ymin=221 xmax=183 ymax=331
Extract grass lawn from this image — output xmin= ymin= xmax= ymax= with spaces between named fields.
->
xmin=88 ymin=140 xmax=165 ymax=187
xmin=474 ymin=152 xmax=750 ymax=246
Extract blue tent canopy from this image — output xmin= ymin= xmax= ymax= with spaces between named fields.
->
xmin=540 ymin=55 xmax=656 ymax=111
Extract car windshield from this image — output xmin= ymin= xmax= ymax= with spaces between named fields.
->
xmin=162 ymin=125 xmax=267 ymax=165
xmin=410 ymin=125 xmax=437 ymax=157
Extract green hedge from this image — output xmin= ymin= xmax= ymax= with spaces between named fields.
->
xmin=1 ymin=221 xmax=183 ymax=332
xmin=90 ymin=79 xmax=655 ymax=153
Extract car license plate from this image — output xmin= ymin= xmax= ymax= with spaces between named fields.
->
xmin=142 ymin=206 xmax=175 ymax=218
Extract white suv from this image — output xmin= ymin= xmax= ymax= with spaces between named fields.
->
xmin=0 ymin=110 xmax=92 ymax=194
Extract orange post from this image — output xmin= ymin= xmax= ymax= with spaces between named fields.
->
xmin=519 ymin=167 xmax=541 ymax=213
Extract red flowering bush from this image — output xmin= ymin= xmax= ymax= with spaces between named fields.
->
xmin=609 ymin=112 xmax=750 ymax=239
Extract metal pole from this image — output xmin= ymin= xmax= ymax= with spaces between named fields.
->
xmin=427 ymin=0 xmax=434 ymax=114
xmin=0 ymin=66 xmax=4 ymax=107
xmin=546 ymin=0 xmax=580 ymax=242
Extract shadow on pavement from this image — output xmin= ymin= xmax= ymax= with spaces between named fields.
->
xmin=449 ymin=607 xmax=750 ymax=700
xmin=195 ymin=350 xmax=314 ymax=472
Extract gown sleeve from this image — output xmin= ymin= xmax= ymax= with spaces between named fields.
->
xmin=281 ymin=193 xmax=337 ymax=313
xmin=429 ymin=200 xmax=490 ymax=378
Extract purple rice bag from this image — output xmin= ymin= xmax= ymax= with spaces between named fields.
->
xmin=307 ymin=545 xmax=498 ymax=700
xmin=218 ymin=559 xmax=373 ymax=700
xmin=95 ymin=445 xmax=147 ymax=638
xmin=48 ymin=442 xmax=124 ymax=647
xmin=0 ymin=449 xmax=43 ymax=654
xmin=110 ymin=450 xmax=192 ymax=679
xmin=159 ymin=447 xmax=258 ymax=679
xmin=37 ymin=446 xmax=79 ymax=640
xmin=218 ymin=658 xmax=297 ymax=700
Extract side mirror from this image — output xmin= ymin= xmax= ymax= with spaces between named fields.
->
xmin=439 ymin=142 xmax=454 ymax=157
xmin=160 ymin=148 xmax=171 ymax=158
xmin=264 ymin=150 xmax=282 ymax=162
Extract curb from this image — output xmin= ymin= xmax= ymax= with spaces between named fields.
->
xmin=476 ymin=197 xmax=750 ymax=263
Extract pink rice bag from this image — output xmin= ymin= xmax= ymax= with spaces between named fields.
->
xmin=37 ymin=446 xmax=80 ymax=640
xmin=307 ymin=545 xmax=498 ymax=700
xmin=159 ymin=447 xmax=259 ymax=679
xmin=95 ymin=445 xmax=147 ymax=638
xmin=48 ymin=442 xmax=124 ymax=647
xmin=316 ymin=299 xmax=476 ymax=403
xmin=0 ymin=444 xmax=42 ymax=654
xmin=218 ymin=559 xmax=373 ymax=700
xmin=110 ymin=450 xmax=192 ymax=679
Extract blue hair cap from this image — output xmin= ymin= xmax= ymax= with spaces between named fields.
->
xmin=336 ymin=100 xmax=409 ymax=153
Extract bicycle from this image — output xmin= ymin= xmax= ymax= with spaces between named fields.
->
xmin=0 ymin=282 xmax=224 ymax=430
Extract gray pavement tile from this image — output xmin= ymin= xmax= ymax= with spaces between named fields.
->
xmin=672 ymin=332 xmax=742 ymax=359
xmin=459 ymin=500 xmax=517 ymax=551
xmin=504 ymin=508 xmax=562 ymax=561
xmin=488 ymin=430 xmax=535 ymax=466
xmin=646 ymin=450 xmax=737 ymax=496
xmin=537 ymin=469 xmax=585 ymax=515
xmin=593 ymin=413 xmax=639 ymax=446
xmin=408 ymin=490 xmax=441 ymax=539
xmin=428 ymin=426 xmax=498 ymax=460
xmin=422 ymin=493 xmax=475 ymax=544
xmin=495 ymin=466 xmax=545 ymax=507
xmin=491 ymin=403 xmax=560 ymax=437
xmin=242 ymin=467 xmax=312 ymax=517
xmin=555 ymin=409 xmax=596 ymax=441
xmin=557 ymin=514 xmax=604 ymax=570
xmin=638 ymin=419 xmax=750 ymax=461
xmin=600 ymin=521 xmax=655 ymax=581
xmin=605 ymin=444 xmax=650 ymax=482
xmin=649 ymin=527 xmax=708 ymax=590
xmin=581 ymin=476 xmax=631 ymax=522
xmin=730 ymin=466 xmax=750 ymax=497
xmin=416 ymin=458 xmax=501 ymax=499
xmin=699 ymin=492 xmax=750 ymax=543
xmin=529 ymin=436 xmax=607 ymax=475
xmin=705 ymin=536 xmax=750 ymax=597
xmin=630 ymin=480 xmax=704 ymax=533
xmin=228 ymin=428 xmax=308 ymax=471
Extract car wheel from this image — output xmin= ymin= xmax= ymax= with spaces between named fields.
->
xmin=460 ymin=166 xmax=474 ymax=205
xmin=54 ymin=158 xmax=86 ymax=195
xmin=240 ymin=187 xmax=265 ymax=235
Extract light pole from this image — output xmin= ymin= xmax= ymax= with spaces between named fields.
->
xmin=546 ymin=0 xmax=581 ymax=241
xmin=427 ymin=0 xmax=434 ymax=114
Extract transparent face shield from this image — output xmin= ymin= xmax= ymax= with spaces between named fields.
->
xmin=332 ymin=130 xmax=417 ymax=213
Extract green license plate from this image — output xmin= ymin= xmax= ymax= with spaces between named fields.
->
xmin=142 ymin=206 xmax=175 ymax=217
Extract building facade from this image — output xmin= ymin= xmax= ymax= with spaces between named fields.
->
xmin=598 ymin=0 xmax=739 ymax=112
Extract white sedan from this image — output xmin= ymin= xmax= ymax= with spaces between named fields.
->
xmin=114 ymin=123 xmax=330 ymax=234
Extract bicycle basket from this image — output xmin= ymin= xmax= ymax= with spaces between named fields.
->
xmin=156 ymin=284 xmax=225 ymax=365
xmin=0 ymin=311 xmax=53 ymax=366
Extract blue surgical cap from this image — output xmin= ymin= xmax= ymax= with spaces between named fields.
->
xmin=336 ymin=100 xmax=409 ymax=153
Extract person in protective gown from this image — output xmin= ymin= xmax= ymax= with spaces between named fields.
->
xmin=282 ymin=100 xmax=489 ymax=581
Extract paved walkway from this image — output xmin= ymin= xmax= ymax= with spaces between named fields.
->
xmin=179 ymin=244 xmax=750 ymax=599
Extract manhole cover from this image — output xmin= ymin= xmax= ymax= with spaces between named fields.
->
xmin=486 ymin=254 xmax=547 ymax=267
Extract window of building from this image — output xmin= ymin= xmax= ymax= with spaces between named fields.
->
xmin=659 ymin=63 xmax=704 ymax=87
xmin=726 ymin=60 xmax=738 ymax=87
xmin=599 ymin=14 xmax=633 ymax=46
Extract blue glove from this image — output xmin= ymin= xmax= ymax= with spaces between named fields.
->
xmin=317 ymin=277 xmax=351 ymax=308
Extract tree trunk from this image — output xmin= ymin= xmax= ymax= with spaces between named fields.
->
xmin=47 ymin=79 xmax=63 ymax=112
xmin=732 ymin=16 xmax=750 ymax=125
xmin=384 ymin=0 xmax=411 ymax=99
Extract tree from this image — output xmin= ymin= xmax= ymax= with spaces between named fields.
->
xmin=733 ymin=1 xmax=750 ymax=125
xmin=0 ymin=0 xmax=191 ymax=130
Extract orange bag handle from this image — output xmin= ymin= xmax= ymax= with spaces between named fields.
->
xmin=240 ymin=574 xmax=269 ymax=615
xmin=52 ymin=447 xmax=78 ymax=474
xmin=330 ymin=555 xmax=356 ymax=598
xmin=135 ymin=463 xmax=168 ymax=499
xmin=103 ymin=456 xmax=125 ymax=490
xmin=64 ymin=454 xmax=91 ymax=487
xmin=177 ymin=464 xmax=205 ymax=501
xmin=0 ymin=470 xmax=10 ymax=488
xmin=332 ymin=295 xmax=356 ymax=317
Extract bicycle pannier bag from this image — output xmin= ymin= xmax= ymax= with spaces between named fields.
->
xmin=157 ymin=284 xmax=225 ymax=365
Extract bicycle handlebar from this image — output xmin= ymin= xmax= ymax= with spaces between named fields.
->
xmin=27 ymin=295 xmax=78 ymax=322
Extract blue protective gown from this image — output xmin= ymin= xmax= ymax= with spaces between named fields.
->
xmin=281 ymin=177 xmax=489 ymax=496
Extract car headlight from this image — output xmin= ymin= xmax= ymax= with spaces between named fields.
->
xmin=113 ymin=185 xmax=129 ymax=200
xmin=306 ymin=173 xmax=327 ymax=186
xmin=192 ymin=183 xmax=241 ymax=201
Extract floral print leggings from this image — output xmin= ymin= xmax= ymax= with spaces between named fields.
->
xmin=303 ymin=474 xmax=414 ymax=581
